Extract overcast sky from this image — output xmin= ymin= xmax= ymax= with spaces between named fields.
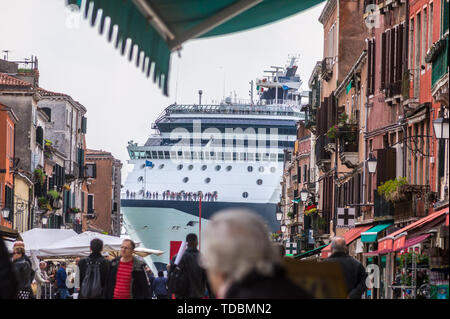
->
xmin=0 ymin=0 xmax=325 ymax=179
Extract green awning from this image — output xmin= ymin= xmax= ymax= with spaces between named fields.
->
xmin=67 ymin=0 xmax=325 ymax=96
xmin=294 ymin=244 xmax=328 ymax=260
xmin=360 ymin=223 xmax=393 ymax=243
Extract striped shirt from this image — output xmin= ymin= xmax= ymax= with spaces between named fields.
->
xmin=113 ymin=260 xmax=133 ymax=299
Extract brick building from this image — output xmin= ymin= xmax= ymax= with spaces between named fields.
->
xmin=85 ymin=149 xmax=122 ymax=236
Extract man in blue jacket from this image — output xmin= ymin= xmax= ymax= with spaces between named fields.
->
xmin=151 ymin=271 xmax=168 ymax=299
xmin=55 ymin=262 xmax=69 ymax=299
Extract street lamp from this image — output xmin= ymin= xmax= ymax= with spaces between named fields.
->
xmin=42 ymin=216 xmax=48 ymax=226
xmin=300 ymin=189 xmax=309 ymax=202
xmin=276 ymin=211 xmax=283 ymax=221
xmin=433 ymin=116 xmax=449 ymax=140
xmin=367 ymin=153 xmax=377 ymax=174
xmin=1 ymin=207 xmax=10 ymax=220
xmin=281 ymin=223 xmax=287 ymax=233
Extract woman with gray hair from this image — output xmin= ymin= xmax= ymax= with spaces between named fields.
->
xmin=201 ymin=209 xmax=312 ymax=299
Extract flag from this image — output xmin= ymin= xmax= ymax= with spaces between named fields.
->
xmin=291 ymin=198 xmax=300 ymax=203
xmin=282 ymin=84 xmax=289 ymax=90
xmin=145 ymin=160 xmax=154 ymax=167
xmin=346 ymin=80 xmax=353 ymax=94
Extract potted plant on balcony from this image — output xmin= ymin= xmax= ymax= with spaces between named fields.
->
xmin=33 ymin=168 xmax=45 ymax=186
xmin=48 ymin=190 xmax=62 ymax=209
xmin=38 ymin=196 xmax=52 ymax=211
xmin=377 ymin=177 xmax=409 ymax=203
xmin=287 ymin=211 xmax=295 ymax=220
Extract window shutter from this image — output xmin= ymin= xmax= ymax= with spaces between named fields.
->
xmin=367 ymin=39 xmax=373 ymax=94
xmin=397 ymin=24 xmax=404 ymax=82
xmin=81 ymin=116 xmax=87 ymax=133
xmin=88 ymin=194 xmax=94 ymax=213
xmin=390 ymin=28 xmax=395 ymax=85
xmin=381 ymin=32 xmax=387 ymax=89
xmin=371 ymin=39 xmax=376 ymax=95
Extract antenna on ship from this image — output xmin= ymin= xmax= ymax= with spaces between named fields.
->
xmin=198 ymin=90 xmax=203 ymax=105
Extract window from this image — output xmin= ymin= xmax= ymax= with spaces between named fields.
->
xmin=409 ymin=18 xmax=414 ymax=70
xmin=85 ymin=163 xmax=96 ymax=178
xmin=87 ymin=194 xmax=94 ymax=214
xmin=188 ymin=165 xmax=194 ymax=170
xmin=258 ymin=166 xmax=264 ymax=173
xmin=138 ymin=176 xmax=144 ymax=182
xmin=215 ymin=165 xmax=221 ymax=171
xmin=428 ymin=3 xmax=433 ymax=52
xmin=226 ymin=165 xmax=232 ymax=171
xmin=159 ymin=164 xmax=164 ymax=169
xmin=256 ymin=179 xmax=263 ymax=185
xmin=242 ymin=192 xmax=249 ymax=198
xmin=177 ymin=164 xmax=183 ymax=170
xmin=422 ymin=8 xmax=427 ymax=67
xmin=270 ymin=167 xmax=276 ymax=173
xmin=204 ymin=178 xmax=211 ymax=184
xmin=36 ymin=126 xmax=44 ymax=147
xmin=201 ymin=165 xmax=207 ymax=171
xmin=247 ymin=166 xmax=253 ymax=172
xmin=183 ymin=177 xmax=189 ymax=183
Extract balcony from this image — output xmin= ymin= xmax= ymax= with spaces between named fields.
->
xmin=431 ymin=36 xmax=449 ymax=106
xmin=385 ymin=80 xmax=402 ymax=102
xmin=338 ymin=130 xmax=359 ymax=169
xmin=377 ymin=184 xmax=434 ymax=224
xmin=315 ymin=135 xmax=331 ymax=172
xmin=321 ymin=57 xmax=333 ymax=82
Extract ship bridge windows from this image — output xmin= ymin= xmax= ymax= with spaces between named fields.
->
xmin=170 ymin=151 xmax=177 ymax=159
xmin=146 ymin=151 xmax=151 ymax=158
xmin=224 ymin=152 xmax=232 ymax=161
xmin=247 ymin=153 xmax=254 ymax=161
xmin=158 ymin=151 xmax=164 ymax=159
xmin=152 ymin=151 xmax=158 ymax=158
xmin=164 ymin=151 xmax=170 ymax=159
xmin=270 ymin=154 xmax=277 ymax=162
xmin=184 ymin=151 xmax=191 ymax=159
xmin=278 ymin=154 xmax=284 ymax=162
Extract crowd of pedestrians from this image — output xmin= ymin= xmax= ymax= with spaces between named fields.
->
xmin=125 ymin=189 xmax=219 ymax=201
xmin=0 ymin=209 xmax=368 ymax=300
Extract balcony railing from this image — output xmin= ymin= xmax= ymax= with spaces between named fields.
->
xmin=431 ymin=36 xmax=449 ymax=88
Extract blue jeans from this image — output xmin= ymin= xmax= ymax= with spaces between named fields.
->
xmin=59 ymin=288 xmax=69 ymax=299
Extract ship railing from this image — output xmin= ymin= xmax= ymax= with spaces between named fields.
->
xmin=122 ymin=191 xmax=219 ymax=202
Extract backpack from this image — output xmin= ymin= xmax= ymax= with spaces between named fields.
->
xmin=80 ymin=259 xmax=103 ymax=299
xmin=167 ymin=258 xmax=189 ymax=297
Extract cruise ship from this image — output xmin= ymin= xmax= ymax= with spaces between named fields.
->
xmin=121 ymin=57 xmax=306 ymax=271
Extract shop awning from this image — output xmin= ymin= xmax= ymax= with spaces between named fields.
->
xmin=0 ymin=225 xmax=22 ymax=241
xmin=294 ymin=244 xmax=328 ymax=260
xmin=360 ymin=223 xmax=393 ymax=243
xmin=66 ymin=0 xmax=325 ymax=96
xmin=363 ymin=249 xmax=392 ymax=256
xmin=394 ymin=233 xmax=430 ymax=252
xmin=378 ymin=208 xmax=448 ymax=243
xmin=320 ymin=225 xmax=372 ymax=259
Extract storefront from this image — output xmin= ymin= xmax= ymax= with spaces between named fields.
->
xmin=378 ymin=208 xmax=449 ymax=299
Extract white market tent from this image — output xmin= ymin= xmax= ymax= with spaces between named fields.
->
xmin=17 ymin=229 xmax=164 ymax=270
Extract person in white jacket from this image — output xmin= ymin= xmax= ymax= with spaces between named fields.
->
xmin=34 ymin=261 xmax=50 ymax=299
